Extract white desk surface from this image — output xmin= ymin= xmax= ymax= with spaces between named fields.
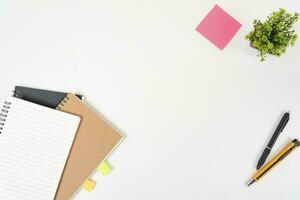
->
xmin=0 ymin=0 xmax=300 ymax=199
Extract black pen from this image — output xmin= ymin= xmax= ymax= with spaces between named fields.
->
xmin=256 ymin=112 xmax=290 ymax=170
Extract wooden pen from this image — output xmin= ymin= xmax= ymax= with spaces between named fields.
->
xmin=247 ymin=139 xmax=300 ymax=186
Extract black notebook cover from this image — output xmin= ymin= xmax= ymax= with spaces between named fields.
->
xmin=13 ymin=86 xmax=83 ymax=109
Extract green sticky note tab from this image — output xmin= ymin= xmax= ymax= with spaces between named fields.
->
xmin=98 ymin=160 xmax=112 ymax=176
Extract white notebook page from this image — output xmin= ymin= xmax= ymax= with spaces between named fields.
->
xmin=0 ymin=97 xmax=80 ymax=200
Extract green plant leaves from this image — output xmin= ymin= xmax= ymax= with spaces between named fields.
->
xmin=245 ymin=8 xmax=299 ymax=61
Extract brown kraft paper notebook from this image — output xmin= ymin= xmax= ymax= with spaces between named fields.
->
xmin=54 ymin=93 xmax=123 ymax=200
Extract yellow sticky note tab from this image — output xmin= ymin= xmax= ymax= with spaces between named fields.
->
xmin=98 ymin=160 xmax=112 ymax=176
xmin=83 ymin=179 xmax=96 ymax=192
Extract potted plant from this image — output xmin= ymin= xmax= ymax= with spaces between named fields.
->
xmin=246 ymin=8 xmax=299 ymax=61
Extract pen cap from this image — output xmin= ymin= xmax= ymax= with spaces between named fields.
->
xmin=292 ymin=139 xmax=300 ymax=147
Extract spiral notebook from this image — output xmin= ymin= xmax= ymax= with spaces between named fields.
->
xmin=55 ymin=93 xmax=123 ymax=200
xmin=13 ymin=86 xmax=83 ymax=109
xmin=13 ymin=86 xmax=113 ymax=189
xmin=0 ymin=97 xmax=81 ymax=200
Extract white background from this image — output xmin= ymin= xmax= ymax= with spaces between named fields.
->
xmin=0 ymin=0 xmax=300 ymax=200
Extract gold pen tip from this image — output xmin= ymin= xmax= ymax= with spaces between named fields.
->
xmin=246 ymin=179 xmax=255 ymax=187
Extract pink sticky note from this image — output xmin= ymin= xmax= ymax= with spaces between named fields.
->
xmin=196 ymin=5 xmax=241 ymax=50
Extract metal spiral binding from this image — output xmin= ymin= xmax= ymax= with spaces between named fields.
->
xmin=57 ymin=95 xmax=70 ymax=110
xmin=12 ymin=89 xmax=20 ymax=98
xmin=0 ymin=101 xmax=11 ymax=134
